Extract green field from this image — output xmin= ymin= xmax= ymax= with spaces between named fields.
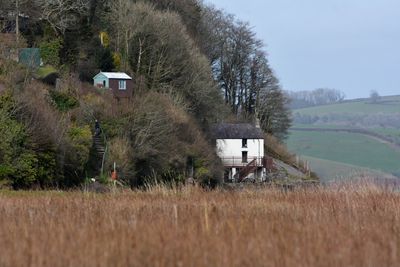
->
xmin=288 ymin=95 xmax=400 ymax=180
xmin=287 ymin=130 xmax=400 ymax=179
xmin=299 ymin=156 xmax=398 ymax=183
xmin=293 ymin=95 xmax=400 ymax=115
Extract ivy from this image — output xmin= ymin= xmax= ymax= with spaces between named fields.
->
xmin=39 ymin=38 xmax=63 ymax=67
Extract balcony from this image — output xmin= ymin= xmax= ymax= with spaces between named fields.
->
xmin=220 ymin=157 xmax=266 ymax=168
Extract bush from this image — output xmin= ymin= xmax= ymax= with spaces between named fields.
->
xmin=0 ymin=91 xmax=58 ymax=189
xmin=67 ymin=125 xmax=92 ymax=175
xmin=49 ymin=90 xmax=79 ymax=112
xmin=40 ymin=38 xmax=63 ymax=67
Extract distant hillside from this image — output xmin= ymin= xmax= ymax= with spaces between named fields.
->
xmin=287 ymin=95 xmax=400 ymax=181
xmin=293 ymin=95 xmax=400 ymax=114
xmin=292 ymin=95 xmax=400 ymax=128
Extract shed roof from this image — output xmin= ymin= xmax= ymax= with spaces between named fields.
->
xmin=211 ymin=123 xmax=264 ymax=139
xmin=95 ymin=72 xmax=132 ymax=80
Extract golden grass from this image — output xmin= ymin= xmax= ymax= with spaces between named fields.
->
xmin=0 ymin=184 xmax=399 ymax=267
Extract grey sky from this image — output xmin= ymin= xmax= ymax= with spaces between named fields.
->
xmin=207 ymin=0 xmax=400 ymax=99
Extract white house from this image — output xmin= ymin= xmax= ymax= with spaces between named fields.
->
xmin=212 ymin=123 xmax=266 ymax=183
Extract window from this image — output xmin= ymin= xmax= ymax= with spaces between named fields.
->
xmin=242 ymin=151 xmax=248 ymax=163
xmin=118 ymin=80 xmax=126 ymax=90
xmin=242 ymin=139 xmax=248 ymax=148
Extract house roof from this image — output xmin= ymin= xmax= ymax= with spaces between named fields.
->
xmin=95 ymin=72 xmax=132 ymax=80
xmin=211 ymin=123 xmax=264 ymax=139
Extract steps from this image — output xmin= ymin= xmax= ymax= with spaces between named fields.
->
xmin=235 ymin=159 xmax=258 ymax=182
xmin=92 ymin=134 xmax=106 ymax=175
xmin=93 ymin=135 xmax=105 ymax=155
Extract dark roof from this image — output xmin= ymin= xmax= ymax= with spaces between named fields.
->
xmin=211 ymin=123 xmax=264 ymax=139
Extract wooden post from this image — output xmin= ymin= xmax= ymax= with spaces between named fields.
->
xmin=204 ymin=203 xmax=209 ymax=233
xmin=173 ymin=204 xmax=178 ymax=228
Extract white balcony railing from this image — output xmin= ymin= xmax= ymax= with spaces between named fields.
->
xmin=220 ymin=157 xmax=265 ymax=167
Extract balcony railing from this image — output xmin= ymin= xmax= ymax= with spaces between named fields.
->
xmin=220 ymin=157 xmax=265 ymax=168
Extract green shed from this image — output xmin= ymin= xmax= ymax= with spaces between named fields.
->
xmin=19 ymin=48 xmax=41 ymax=69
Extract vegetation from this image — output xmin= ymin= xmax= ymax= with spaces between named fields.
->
xmin=0 ymin=0 xmax=294 ymax=189
xmin=0 ymin=184 xmax=399 ymax=266
xmin=288 ymin=88 xmax=346 ymax=109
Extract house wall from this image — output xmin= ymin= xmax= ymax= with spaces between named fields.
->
xmin=216 ymin=138 xmax=264 ymax=166
xmin=93 ymin=74 xmax=109 ymax=88
xmin=109 ymin=79 xmax=134 ymax=99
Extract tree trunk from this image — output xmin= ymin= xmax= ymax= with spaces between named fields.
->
xmin=137 ymin=37 xmax=145 ymax=74
xmin=16 ymin=0 xmax=19 ymax=44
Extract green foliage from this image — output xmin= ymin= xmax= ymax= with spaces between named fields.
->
xmin=0 ymin=92 xmax=57 ymax=189
xmin=67 ymin=125 xmax=92 ymax=173
xmin=49 ymin=90 xmax=79 ymax=112
xmin=40 ymin=38 xmax=63 ymax=67
xmin=36 ymin=66 xmax=58 ymax=79
xmin=97 ymin=48 xmax=115 ymax=72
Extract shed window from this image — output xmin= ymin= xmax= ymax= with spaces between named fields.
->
xmin=118 ymin=80 xmax=126 ymax=90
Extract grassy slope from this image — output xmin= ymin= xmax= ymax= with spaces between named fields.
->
xmin=288 ymin=95 xmax=400 ymax=180
xmin=1 ymin=188 xmax=400 ymax=267
xmin=287 ymin=130 xmax=400 ymax=174
xmin=300 ymin=155 xmax=398 ymax=183
xmin=293 ymin=95 xmax=400 ymax=115
xmin=35 ymin=66 xmax=58 ymax=79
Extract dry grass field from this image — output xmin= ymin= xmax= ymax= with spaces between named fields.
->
xmin=1 ymin=184 xmax=399 ymax=267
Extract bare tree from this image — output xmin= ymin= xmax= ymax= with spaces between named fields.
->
xmin=35 ymin=0 xmax=90 ymax=35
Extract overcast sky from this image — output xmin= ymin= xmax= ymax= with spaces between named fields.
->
xmin=207 ymin=0 xmax=400 ymax=99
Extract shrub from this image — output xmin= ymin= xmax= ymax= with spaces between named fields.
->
xmin=40 ymin=38 xmax=63 ymax=67
xmin=0 ymin=91 xmax=58 ymax=189
xmin=49 ymin=90 xmax=79 ymax=112
xmin=68 ymin=124 xmax=92 ymax=168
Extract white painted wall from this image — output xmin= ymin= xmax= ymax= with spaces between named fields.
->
xmin=216 ymin=139 xmax=264 ymax=166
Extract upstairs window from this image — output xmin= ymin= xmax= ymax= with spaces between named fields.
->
xmin=119 ymin=80 xmax=126 ymax=90
xmin=242 ymin=139 xmax=248 ymax=148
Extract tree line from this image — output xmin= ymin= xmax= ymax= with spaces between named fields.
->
xmin=288 ymin=88 xmax=346 ymax=109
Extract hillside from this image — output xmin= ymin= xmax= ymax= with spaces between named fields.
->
xmin=0 ymin=0 xmax=295 ymax=190
xmin=294 ymin=95 xmax=400 ymax=114
xmin=287 ymin=95 xmax=400 ymax=180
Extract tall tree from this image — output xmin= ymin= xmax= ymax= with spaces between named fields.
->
xmin=200 ymin=4 xmax=292 ymax=139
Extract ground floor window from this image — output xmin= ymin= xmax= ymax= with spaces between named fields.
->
xmin=242 ymin=151 xmax=248 ymax=163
